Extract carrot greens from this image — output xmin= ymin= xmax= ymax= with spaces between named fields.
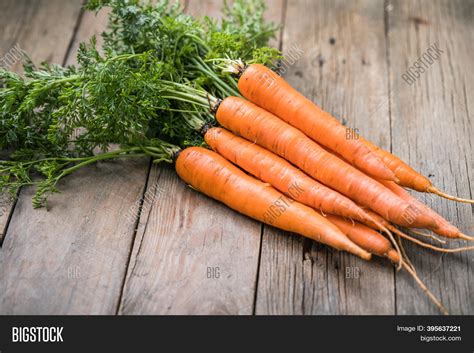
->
xmin=0 ymin=0 xmax=280 ymax=207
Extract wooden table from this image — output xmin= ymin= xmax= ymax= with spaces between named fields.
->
xmin=0 ymin=0 xmax=472 ymax=315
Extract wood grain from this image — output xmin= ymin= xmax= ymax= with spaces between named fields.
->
xmin=387 ymin=0 xmax=473 ymax=315
xmin=118 ymin=166 xmax=262 ymax=314
xmin=0 ymin=0 xmax=81 ymax=72
xmin=255 ymin=0 xmax=396 ymax=314
xmin=117 ymin=0 xmax=284 ymax=315
xmin=0 ymin=0 xmax=150 ymax=314
xmin=0 ymin=158 xmax=148 ymax=314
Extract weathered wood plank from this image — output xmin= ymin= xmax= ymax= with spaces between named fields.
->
xmin=118 ymin=0 xmax=284 ymax=315
xmin=387 ymin=0 xmax=473 ymax=314
xmin=118 ymin=166 xmax=262 ymax=314
xmin=0 ymin=1 xmax=151 ymax=314
xmin=0 ymin=0 xmax=81 ymax=72
xmin=0 ymin=158 xmax=148 ymax=314
xmin=0 ymin=0 xmax=83 ymax=242
xmin=255 ymin=0 xmax=396 ymax=314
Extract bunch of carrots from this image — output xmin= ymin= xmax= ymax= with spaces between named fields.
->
xmin=1 ymin=0 xmax=472 ymax=314
xmin=169 ymin=62 xmax=473 ymax=314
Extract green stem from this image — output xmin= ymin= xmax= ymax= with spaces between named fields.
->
xmin=1 ymin=155 xmax=88 ymax=167
xmin=57 ymin=149 xmax=147 ymax=178
xmin=191 ymin=57 xmax=239 ymax=97
xmin=160 ymin=95 xmax=207 ymax=108
xmin=185 ymin=33 xmax=210 ymax=51
xmin=108 ymin=52 xmax=147 ymax=62
xmin=36 ymin=75 xmax=81 ymax=91
xmin=227 ymin=75 xmax=240 ymax=91
xmin=161 ymin=90 xmax=211 ymax=107
xmin=144 ymin=78 xmax=218 ymax=107
xmin=47 ymin=75 xmax=81 ymax=85
xmin=183 ymin=113 xmax=207 ymax=130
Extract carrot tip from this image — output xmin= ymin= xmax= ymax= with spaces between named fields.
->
xmin=459 ymin=233 xmax=474 ymax=241
xmin=351 ymin=247 xmax=372 ymax=261
xmin=428 ymin=187 xmax=474 ymax=204
xmin=387 ymin=249 xmax=401 ymax=264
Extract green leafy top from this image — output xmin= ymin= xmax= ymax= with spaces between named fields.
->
xmin=85 ymin=0 xmax=281 ymax=93
xmin=0 ymin=0 xmax=281 ymax=207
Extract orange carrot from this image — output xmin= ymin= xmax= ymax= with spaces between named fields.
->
xmin=233 ymin=63 xmax=396 ymax=181
xmin=231 ymin=61 xmax=471 ymax=203
xmin=204 ymin=126 xmax=385 ymax=229
xmin=379 ymin=180 xmax=473 ymax=241
xmin=355 ymin=209 xmax=474 ymax=253
xmin=325 ymin=214 xmax=399 ymax=263
xmin=315 ymin=142 xmax=471 ymax=241
xmin=361 ymin=141 xmax=430 ymax=191
xmin=317 ymin=144 xmax=472 ymax=240
xmin=325 ymin=214 xmax=448 ymax=314
xmin=214 ymin=96 xmax=437 ymax=229
xmin=175 ymin=147 xmax=371 ymax=260
xmin=360 ymin=139 xmax=474 ymax=204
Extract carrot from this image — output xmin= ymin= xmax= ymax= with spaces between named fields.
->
xmin=316 ymin=143 xmax=472 ymax=241
xmin=204 ymin=126 xmax=387 ymax=229
xmin=229 ymin=61 xmax=471 ymax=203
xmin=214 ymin=96 xmax=437 ymax=229
xmin=360 ymin=139 xmax=474 ymax=204
xmin=231 ymin=62 xmax=396 ymax=182
xmin=175 ymin=146 xmax=371 ymax=260
xmin=325 ymin=214 xmax=399 ymax=263
xmin=379 ymin=180 xmax=473 ymax=241
xmin=360 ymin=209 xmax=474 ymax=253
xmin=325 ymin=214 xmax=448 ymax=314
xmin=316 ymin=141 xmax=471 ymax=241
